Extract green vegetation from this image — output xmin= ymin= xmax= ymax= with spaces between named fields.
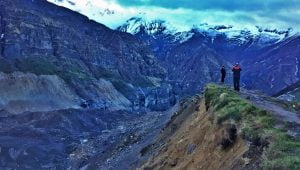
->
xmin=204 ymin=84 xmax=300 ymax=170
xmin=15 ymin=57 xmax=92 ymax=82
xmin=15 ymin=57 xmax=60 ymax=75
xmin=0 ymin=58 xmax=15 ymax=73
xmin=60 ymin=63 xmax=92 ymax=82
xmin=263 ymin=130 xmax=300 ymax=169
xmin=111 ymin=79 xmax=136 ymax=99
xmin=93 ymin=67 xmax=118 ymax=79
xmin=132 ymin=77 xmax=155 ymax=88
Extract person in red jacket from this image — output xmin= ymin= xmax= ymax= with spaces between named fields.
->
xmin=232 ymin=63 xmax=242 ymax=91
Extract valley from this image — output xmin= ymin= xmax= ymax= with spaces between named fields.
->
xmin=0 ymin=0 xmax=299 ymax=169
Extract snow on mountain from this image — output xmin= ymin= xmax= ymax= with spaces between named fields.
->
xmin=117 ymin=17 xmax=178 ymax=35
xmin=117 ymin=17 xmax=293 ymax=47
xmin=48 ymin=0 xmax=296 ymax=45
xmin=117 ymin=17 xmax=197 ymax=44
xmin=173 ymin=32 xmax=195 ymax=43
xmin=48 ymin=0 xmax=116 ymax=17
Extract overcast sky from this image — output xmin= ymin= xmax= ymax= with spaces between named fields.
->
xmin=48 ymin=0 xmax=300 ymax=32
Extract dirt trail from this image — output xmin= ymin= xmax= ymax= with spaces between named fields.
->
xmin=240 ymin=89 xmax=300 ymax=124
xmin=240 ymin=89 xmax=300 ymax=138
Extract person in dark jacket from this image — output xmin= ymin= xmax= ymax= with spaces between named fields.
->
xmin=232 ymin=63 xmax=242 ymax=91
xmin=220 ymin=66 xmax=226 ymax=83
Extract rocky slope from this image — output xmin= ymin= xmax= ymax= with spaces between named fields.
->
xmin=241 ymin=35 xmax=300 ymax=94
xmin=275 ymin=81 xmax=300 ymax=103
xmin=0 ymin=0 xmax=177 ymax=169
xmin=139 ymin=84 xmax=300 ymax=170
xmin=0 ymin=108 xmax=176 ymax=169
xmin=0 ymin=72 xmax=81 ymax=114
xmin=118 ymin=17 xmax=299 ymax=95
xmin=118 ymin=18 xmax=229 ymax=96
xmin=0 ymin=0 xmax=175 ymax=112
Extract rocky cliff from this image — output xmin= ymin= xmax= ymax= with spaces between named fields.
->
xmin=0 ymin=0 xmax=175 ymax=112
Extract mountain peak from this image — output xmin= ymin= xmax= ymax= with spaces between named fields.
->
xmin=117 ymin=17 xmax=294 ymax=46
xmin=117 ymin=17 xmax=178 ymax=35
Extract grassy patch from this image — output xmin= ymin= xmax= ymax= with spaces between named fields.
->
xmin=111 ymin=79 xmax=136 ymax=100
xmin=204 ymin=84 xmax=300 ymax=169
xmin=14 ymin=57 xmax=92 ymax=82
xmin=263 ymin=130 xmax=300 ymax=170
xmin=92 ymin=66 xmax=118 ymax=79
xmin=15 ymin=57 xmax=60 ymax=75
xmin=60 ymin=63 xmax=92 ymax=82
xmin=132 ymin=77 xmax=155 ymax=88
xmin=0 ymin=58 xmax=15 ymax=73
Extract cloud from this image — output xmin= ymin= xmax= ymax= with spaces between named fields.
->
xmin=115 ymin=0 xmax=300 ymax=12
xmin=48 ymin=0 xmax=300 ymax=32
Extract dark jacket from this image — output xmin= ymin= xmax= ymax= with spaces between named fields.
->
xmin=221 ymin=68 xmax=226 ymax=77
xmin=232 ymin=66 xmax=242 ymax=78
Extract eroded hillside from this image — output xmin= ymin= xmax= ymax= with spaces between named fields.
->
xmin=139 ymin=84 xmax=300 ymax=170
xmin=0 ymin=0 xmax=175 ymax=112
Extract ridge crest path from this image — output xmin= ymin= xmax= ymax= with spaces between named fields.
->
xmin=240 ymin=89 xmax=300 ymax=138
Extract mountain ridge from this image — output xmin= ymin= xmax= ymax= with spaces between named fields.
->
xmin=0 ymin=0 xmax=176 ymax=112
xmin=117 ymin=17 xmax=300 ymax=96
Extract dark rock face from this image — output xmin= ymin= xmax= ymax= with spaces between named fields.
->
xmin=241 ymin=36 xmax=300 ymax=94
xmin=275 ymin=81 xmax=300 ymax=102
xmin=0 ymin=0 xmax=175 ymax=111
xmin=163 ymin=37 xmax=228 ymax=96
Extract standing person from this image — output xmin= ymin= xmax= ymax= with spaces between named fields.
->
xmin=220 ymin=66 xmax=226 ymax=83
xmin=232 ymin=63 xmax=242 ymax=91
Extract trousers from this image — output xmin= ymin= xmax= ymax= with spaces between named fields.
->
xmin=233 ymin=77 xmax=240 ymax=91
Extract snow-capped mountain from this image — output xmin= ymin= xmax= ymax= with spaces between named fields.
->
xmin=48 ymin=0 xmax=116 ymax=16
xmin=118 ymin=17 xmax=292 ymax=48
xmin=118 ymin=17 xmax=177 ymax=35
xmin=44 ymin=1 xmax=300 ymax=95
xmin=117 ymin=17 xmax=300 ymax=95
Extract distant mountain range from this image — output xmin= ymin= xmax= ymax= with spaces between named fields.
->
xmin=117 ymin=17 xmax=300 ymax=95
xmin=42 ymin=0 xmax=300 ymax=96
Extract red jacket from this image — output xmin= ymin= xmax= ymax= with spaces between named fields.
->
xmin=232 ymin=66 xmax=242 ymax=78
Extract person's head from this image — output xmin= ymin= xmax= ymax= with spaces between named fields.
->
xmin=235 ymin=63 xmax=239 ymax=66
xmin=222 ymin=65 xmax=225 ymax=68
